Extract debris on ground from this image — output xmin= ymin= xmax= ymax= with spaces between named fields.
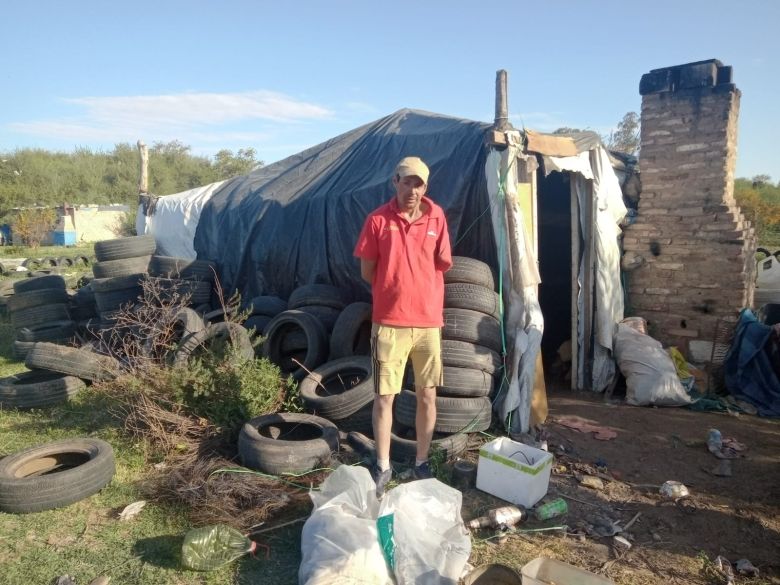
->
xmin=118 ymin=500 xmax=146 ymax=521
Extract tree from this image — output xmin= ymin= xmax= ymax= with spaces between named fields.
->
xmin=752 ymin=174 xmax=771 ymax=188
xmin=12 ymin=208 xmax=57 ymax=247
xmin=213 ymin=148 xmax=261 ymax=180
xmin=606 ymin=112 xmax=640 ymax=155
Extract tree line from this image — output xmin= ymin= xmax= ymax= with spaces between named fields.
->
xmin=0 ymin=141 xmax=261 ymax=220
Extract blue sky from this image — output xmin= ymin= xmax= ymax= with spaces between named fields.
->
xmin=1 ymin=0 xmax=778 ymax=180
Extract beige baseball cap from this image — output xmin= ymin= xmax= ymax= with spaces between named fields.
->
xmin=395 ymin=156 xmax=429 ymax=184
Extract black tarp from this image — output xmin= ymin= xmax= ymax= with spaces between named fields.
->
xmin=193 ymin=109 xmax=497 ymax=302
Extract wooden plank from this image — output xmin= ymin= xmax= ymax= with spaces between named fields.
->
xmin=581 ymin=179 xmax=596 ymax=391
xmin=486 ymin=130 xmax=507 ymax=146
xmin=570 ymin=174 xmax=580 ymax=391
xmin=525 ymin=130 xmax=578 ymax=157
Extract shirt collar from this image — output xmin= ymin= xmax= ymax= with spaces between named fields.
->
xmin=389 ymin=195 xmax=436 ymax=218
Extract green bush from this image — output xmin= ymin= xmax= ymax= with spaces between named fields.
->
xmin=166 ymin=344 xmax=291 ymax=430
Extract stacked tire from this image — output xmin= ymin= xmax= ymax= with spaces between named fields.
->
xmin=394 ymin=257 xmax=502 ymax=448
xmin=7 ymin=275 xmax=75 ymax=362
xmin=91 ymin=234 xmax=156 ymax=327
xmin=261 ymin=284 xmax=353 ymax=379
xmin=148 ymin=255 xmax=217 ymax=309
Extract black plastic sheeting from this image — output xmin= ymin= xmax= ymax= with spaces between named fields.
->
xmin=193 ymin=109 xmax=497 ymax=302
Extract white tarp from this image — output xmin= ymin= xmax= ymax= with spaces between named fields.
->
xmin=486 ymin=146 xmax=543 ymax=434
xmin=135 ymin=179 xmax=227 ymax=259
xmin=550 ymin=147 xmax=627 ymax=392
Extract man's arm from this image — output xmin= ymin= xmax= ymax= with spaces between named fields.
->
xmin=360 ymin=259 xmax=376 ymax=284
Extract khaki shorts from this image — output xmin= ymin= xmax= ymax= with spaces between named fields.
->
xmin=371 ymin=324 xmax=443 ymax=395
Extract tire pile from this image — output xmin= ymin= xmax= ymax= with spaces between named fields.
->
xmin=240 ymin=257 xmax=504 ymax=473
xmin=392 ymin=256 xmax=503 ymax=463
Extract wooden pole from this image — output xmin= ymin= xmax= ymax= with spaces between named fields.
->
xmin=494 ymin=70 xmax=509 ymax=131
xmin=570 ymin=175 xmax=580 ymax=390
xmin=137 ymin=140 xmax=148 ymax=195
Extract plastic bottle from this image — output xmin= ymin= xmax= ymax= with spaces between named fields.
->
xmin=707 ymin=429 xmax=723 ymax=454
xmin=533 ymin=498 xmax=568 ymax=521
xmin=181 ymin=524 xmax=255 ymax=571
xmin=467 ymin=505 xmax=527 ymax=530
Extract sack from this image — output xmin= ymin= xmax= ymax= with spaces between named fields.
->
xmin=614 ymin=324 xmax=692 ymax=406
xmin=299 ymin=465 xmax=471 ymax=585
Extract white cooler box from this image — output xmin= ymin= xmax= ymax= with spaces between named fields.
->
xmin=476 ymin=437 xmax=552 ymax=508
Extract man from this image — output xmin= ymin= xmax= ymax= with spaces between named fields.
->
xmin=354 ymin=156 xmax=452 ymax=496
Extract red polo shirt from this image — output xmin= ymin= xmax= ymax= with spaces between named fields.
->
xmin=354 ymin=196 xmax=452 ymax=327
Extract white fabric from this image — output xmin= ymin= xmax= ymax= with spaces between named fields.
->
xmin=572 ymin=148 xmax=627 ymax=392
xmin=135 ymin=180 xmax=227 ymax=259
xmin=486 ymin=148 xmax=544 ymax=434
xmin=543 ymin=151 xmax=594 ymax=179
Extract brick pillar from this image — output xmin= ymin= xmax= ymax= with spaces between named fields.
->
xmin=623 ymin=60 xmax=756 ymax=360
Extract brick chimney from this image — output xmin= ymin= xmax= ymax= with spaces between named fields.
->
xmin=623 ymin=60 xmax=756 ymax=361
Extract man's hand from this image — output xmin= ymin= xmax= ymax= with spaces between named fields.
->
xmin=360 ymin=259 xmax=376 ymax=284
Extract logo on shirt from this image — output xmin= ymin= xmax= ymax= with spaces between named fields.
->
xmin=427 ymin=230 xmax=437 ymax=237
xmin=385 ymin=225 xmax=400 ymax=232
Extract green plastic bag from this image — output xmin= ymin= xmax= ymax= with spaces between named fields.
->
xmin=181 ymin=524 xmax=255 ymax=571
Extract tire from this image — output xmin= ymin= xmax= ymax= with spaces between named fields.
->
xmin=7 ymin=288 xmax=69 ymax=312
xmin=91 ymin=274 xmax=146 ymax=293
xmin=0 ymin=262 xmax=6 ymax=276
xmin=395 ymin=389 xmax=492 ymax=433
xmin=243 ymin=315 xmax=271 ymax=335
xmin=0 ymin=438 xmax=115 ymax=513
xmin=173 ymin=322 xmax=255 ymax=365
xmin=40 ymin=256 xmax=59 ymax=268
xmin=262 ymin=310 xmax=328 ymax=380
xmin=445 ymin=283 xmax=502 ymax=320
xmin=439 ymin=366 xmax=494 ymax=398
xmin=441 ymin=340 xmax=502 ymax=374
xmin=21 ymin=258 xmax=42 ymax=270
xmin=296 ymin=305 xmax=340 ymax=331
xmin=72 ymin=255 xmax=90 ymax=267
xmin=58 ymin=257 xmax=74 ymax=268
xmin=0 ymin=371 xmax=85 ymax=409
xmin=280 ymin=329 xmax=308 ymax=353
xmin=288 ymin=284 xmax=349 ymax=311
xmin=444 ymin=256 xmax=495 ymax=290
xmin=335 ymin=401 xmax=374 ymax=433
xmin=16 ymin=320 xmax=77 ymax=343
xmin=11 ymin=304 xmax=70 ymax=330
xmin=94 ymin=234 xmax=156 ymax=262
xmin=244 ymin=296 xmax=288 ymax=317
xmin=329 ymin=302 xmax=372 ymax=359
xmin=443 ymin=308 xmax=502 ymax=352
xmin=25 ymin=342 xmax=118 ymax=382
xmin=92 ymin=256 xmax=151 ymax=278
xmin=149 ymin=256 xmax=217 ymax=282
xmin=94 ymin=287 xmax=142 ymax=313
xmin=13 ymin=275 xmax=66 ymax=294
xmin=238 ymin=413 xmax=339 ymax=475
xmin=146 ymin=277 xmax=212 ymax=305
xmin=390 ymin=428 xmax=468 ymax=463
xmin=298 ymin=356 xmax=374 ymax=420
xmin=12 ymin=341 xmax=36 ymax=361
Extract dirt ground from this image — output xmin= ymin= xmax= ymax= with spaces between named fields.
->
xmin=460 ymin=388 xmax=780 ymax=584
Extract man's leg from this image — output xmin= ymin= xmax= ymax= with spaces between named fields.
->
xmin=414 ymin=385 xmax=437 ymax=462
xmin=372 ymin=393 xmax=395 ymax=468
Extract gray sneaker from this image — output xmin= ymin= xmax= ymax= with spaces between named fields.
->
xmin=413 ymin=461 xmax=433 ymax=480
xmin=371 ymin=465 xmax=392 ymax=498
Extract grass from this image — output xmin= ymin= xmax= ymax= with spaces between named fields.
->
xmin=0 ymin=307 xmax=303 ymax=584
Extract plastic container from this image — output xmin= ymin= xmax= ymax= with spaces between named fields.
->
xmin=534 ymin=497 xmax=568 ymax=521
xmin=476 ymin=437 xmax=553 ymax=508
xmin=181 ymin=524 xmax=255 ymax=571
xmin=522 ymin=557 xmax=615 ymax=585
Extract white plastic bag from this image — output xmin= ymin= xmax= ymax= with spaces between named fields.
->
xmin=379 ymin=478 xmax=471 ymax=585
xmin=614 ymin=324 xmax=692 ymax=406
xmin=299 ymin=465 xmax=392 ymax=585
xmin=299 ymin=466 xmax=471 ymax=585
